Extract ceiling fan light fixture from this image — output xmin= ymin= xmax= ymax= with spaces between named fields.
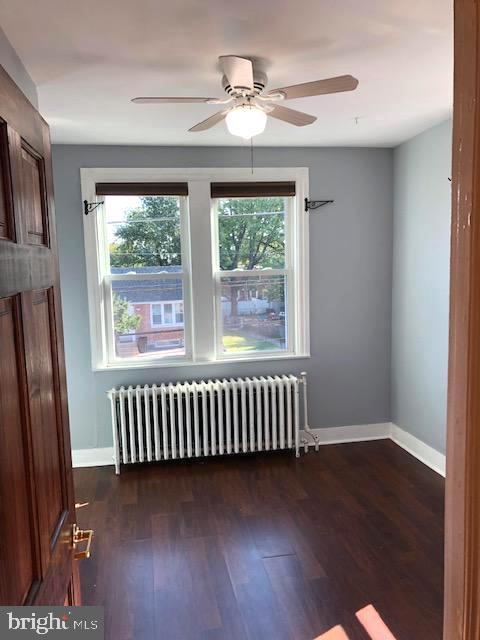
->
xmin=225 ymin=104 xmax=267 ymax=139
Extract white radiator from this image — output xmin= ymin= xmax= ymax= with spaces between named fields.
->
xmin=108 ymin=374 xmax=306 ymax=474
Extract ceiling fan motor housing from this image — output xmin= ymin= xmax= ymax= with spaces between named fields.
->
xmin=222 ymin=70 xmax=267 ymax=97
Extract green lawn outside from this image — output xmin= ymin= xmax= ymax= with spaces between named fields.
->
xmin=223 ymin=334 xmax=282 ymax=352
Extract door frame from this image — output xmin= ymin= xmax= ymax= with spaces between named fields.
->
xmin=444 ymin=1 xmax=480 ymax=638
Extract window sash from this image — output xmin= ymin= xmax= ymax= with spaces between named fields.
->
xmin=216 ymin=268 xmax=288 ymax=279
xmin=103 ymin=196 xmax=182 ymax=276
xmin=100 ymin=195 xmax=192 ymax=366
xmin=107 ymin=272 xmax=184 ymax=281
xmin=211 ymin=196 xmax=295 ymax=358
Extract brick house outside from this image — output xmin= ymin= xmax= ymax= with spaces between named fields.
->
xmin=112 ymin=266 xmax=184 ymax=356
xmin=112 ymin=266 xmax=285 ymax=357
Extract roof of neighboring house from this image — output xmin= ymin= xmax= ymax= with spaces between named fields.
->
xmin=111 ymin=266 xmax=183 ymax=303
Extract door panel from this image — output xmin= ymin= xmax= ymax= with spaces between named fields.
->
xmin=0 ymin=296 xmax=39 ymax=604
xmin=0 ymin=63 xmax=79 ymax=605
xmin=23 ymin=288 xmax=65 ymax=567
xmin=0 ymin=122 xmax=13 ymax=241
xmin=20 ymin=143 xmax=47 ymax=246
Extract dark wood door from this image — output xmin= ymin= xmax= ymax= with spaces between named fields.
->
xmin=0 ymin=64 xmax=79 ymax=605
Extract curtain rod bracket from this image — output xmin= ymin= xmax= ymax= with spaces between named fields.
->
xmin=304 ymin=198 xmax=334 ymax=212
xmin=84 ymin=199 xmax=104 ymax=216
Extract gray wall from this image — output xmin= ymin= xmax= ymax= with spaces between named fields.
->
xmin=0 ymin=26 xmax=37 ymax=107
xmin=391 ymin=120 xmax=452 ymax=453
xmin=52 ymin=145 xmax=393 ymax=450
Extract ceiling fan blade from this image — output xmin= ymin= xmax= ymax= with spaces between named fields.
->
xmin=268 ymin=104 xmax=316 ymax=126
xmin=219 ymin=56 xmax=254 ymax=90
xmin=132 ymin=97 xmax=216 ymax=104
xmin=188 ymin=110 xmax=228 ymax=132
xmin=268 ymin=75 xmax=358 ymax=100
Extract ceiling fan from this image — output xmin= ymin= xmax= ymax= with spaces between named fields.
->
xmin=132 ymin=55 xmax=359 ymax=140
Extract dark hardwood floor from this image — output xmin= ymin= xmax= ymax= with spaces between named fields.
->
xmin=74 ymin=440 xmax=444 ymax=640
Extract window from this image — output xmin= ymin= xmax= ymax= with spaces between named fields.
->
xmin=151 ymin=302 xmax=184 ymax=327
xmin=82 ymin=169 xmax=309 ymax=369
xmin=94 ymin=183 xmax=190 ymax=364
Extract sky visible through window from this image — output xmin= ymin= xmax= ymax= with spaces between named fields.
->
xmin=105 ymin=195 xmax=141 ymax=244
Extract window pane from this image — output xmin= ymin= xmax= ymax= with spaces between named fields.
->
xmin=163 ymin=303 xmax=173 ymax=324
xmin=216 ymin=197 xmax=286 ymax=270
xmin=105 ymin=195 xmax=182 ymax=272
xmin=219 ymin=275 xmax=287 ymax=354
xmin=111 ymin=279 xmax=185 ymax=360
xmin=175 ymin=302 xmax=184 ymax=324
xmin=151 ymin=304 xmax=162 ymax=326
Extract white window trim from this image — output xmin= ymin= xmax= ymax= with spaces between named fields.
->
xmin=81 ymin=167 xmax=310 ymax=371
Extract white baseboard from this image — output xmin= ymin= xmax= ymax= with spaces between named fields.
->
xmin=71 ymin=422 xmax=446 ymax=477
xmin=302 ymin=422 xmax=445 ymax=477
xmin=72 ymin=424 xmax=391 ymax=469
xmin=390 ymin=423 xmax=446 ymax=477
xmin=72 ymin=447 xmax=114 ymax=468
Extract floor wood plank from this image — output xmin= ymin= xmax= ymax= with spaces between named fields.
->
xmin=74 ymin=440 xmax=444 ymax=640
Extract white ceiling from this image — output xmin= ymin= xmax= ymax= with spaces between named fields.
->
xmin=0 ymin=0 xmax=453 ymax=147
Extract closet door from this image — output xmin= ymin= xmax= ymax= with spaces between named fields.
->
xmin=0 ymin=64 xmax=79 ymax=605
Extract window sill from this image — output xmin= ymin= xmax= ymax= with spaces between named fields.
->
xmin=93 ymin=352 xmax=311 ymax=372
